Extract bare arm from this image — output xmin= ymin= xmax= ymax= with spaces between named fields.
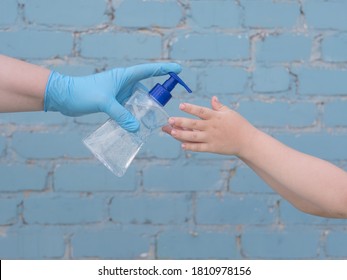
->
xmin=163 ymin=96 xmax=347 ymax=218
xmin=242 ymin=129 xmax=347 ymax=218
xmin=0 ymin=55 xmax=50 ymax=112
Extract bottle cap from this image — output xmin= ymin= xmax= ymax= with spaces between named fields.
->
xmin=149 ymin=72 xmax=192 ymax=106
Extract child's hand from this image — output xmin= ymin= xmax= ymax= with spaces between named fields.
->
xmin=162 ymin=96 xmax=256 ymax=157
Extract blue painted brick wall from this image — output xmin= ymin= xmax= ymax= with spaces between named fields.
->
xmin=243 ymin=0 xmax=300 ymax=29
xmin=0 ymin=0 xmax=17 ymax=25
xmin=253 ymin=66 xmax=291 ymax=93
xmin=257 ymin=34 xmax=312 ymax=63
xmin=322 ymin=33 xmax=347 ymax=62
xmin=82 ymin=32 xmax=162 ymax=59
xmin=293 ymin=67 xmax=347 ymax=95
xmin=0 ymin=196 xmax=22 ymax=225
xmin=72 ymin=225 xmax=151 ymax=259
xmin=304 ymin=0 xmax=347 ymax=30
xmin=110 ymin=194 xmax=191 ymax=225
xmin=25 ymin=0 xmax=108 ymax=27
xmin=172 ymin=33 xmax=250 ymax=60
xmin=0 ymin=30 xmax=73 ymax=59
xmin=157 ymin=230 xmax=239 ymax=259
xmin=0 ymin=136 xmax=5 ymax=156
xmin=241 ymin=227 xmax=321 ymax=259
xmin=190 ymin=1 xmax=240 ymax=28
xmin=116 ymin=0 xmax=182 ymax=28
xmin=1 ymin=0 xmax=347 ymax=260
xmin=23 ymin=194 xmax=107 ymax=225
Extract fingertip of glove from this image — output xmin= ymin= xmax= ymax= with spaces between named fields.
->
xmin=165 ymin=63 xmax=182 ymax=74
xmin=123 ymin=120 xmax=140 ymax=133
xmin=116 ymin=114 xmax=140 ymax=132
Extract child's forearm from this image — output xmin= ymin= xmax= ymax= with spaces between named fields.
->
xmin=240 ymin=129 xmax=347 ymax=218
xmin=0 ymin=55 xmax=50 ymax=112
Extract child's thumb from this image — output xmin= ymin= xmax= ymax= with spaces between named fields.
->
xmin=211 ymin=96 xmax=228 ymax=112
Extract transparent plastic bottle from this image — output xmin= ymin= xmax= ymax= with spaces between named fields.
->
xmin=83 ymin=72 xmax=192 ymax=177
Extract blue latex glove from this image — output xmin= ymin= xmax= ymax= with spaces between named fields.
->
xmin=44 ymin=63 xmax=182 ymax=132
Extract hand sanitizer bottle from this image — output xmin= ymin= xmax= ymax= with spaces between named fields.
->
xmin=83 ymin=72 xmax=192 ymax=177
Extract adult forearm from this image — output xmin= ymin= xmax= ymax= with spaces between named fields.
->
xmin=240 ymin=129 xmax=347 ymax=218
xmin=0 ymin=55 xmax=50 ymax=112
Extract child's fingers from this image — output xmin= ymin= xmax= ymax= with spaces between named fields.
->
xmin=170 ymin=128 xmax=206 ymax=143
xmin=168 ymin=117 xmax=206 ymax=130
xmin=161 ymin=125 xmax=172 ymax=135
xmin=181 ymin=142 xmax=209 ymax=152
xmin=179 ymin=103 xmax=213 ymax=120
xmin=162 ymin=122 xmax=192 ymax=134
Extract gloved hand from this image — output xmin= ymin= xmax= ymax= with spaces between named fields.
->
xmin=44 ymin=63 xmax=182 ymax=132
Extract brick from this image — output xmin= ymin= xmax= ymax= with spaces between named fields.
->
xmin=171 ymin=33 xmax=249 ymax=60
xmin=81 ymin=32 xmax=162 ymax=59
xmin=72 ymin=225 xmax=150 ymax=259
xmin=292 ymin=67 xmax=347 ymax=95
xmin=157 ymin=229 xmax=239 ymax=259
xmin=0 ymin=112 xmax=68 ymax=125
xmin=324 ymin=101 xmax=347 ymax=127
xmin=242 ymin=227 xmax=321 ymax=259
xmin=190 ymin=1 xmax=240 ymax=28
xmin=23 ymin=194 xmax=105 ymax=225
xmin=0 ymin=164 xmax=47 ymax=192
xmin=196 ymin=194 xmax=277 ymax=225
xmin=55 ymin=162 xmax=138 ymax=192
xmin=231 ymin=166 xmax=273 ymax=193
xmin=0 ymin=30 xmax=73 ymax=59
xmin=110 ymin=194 xmax=191 ymax=224
xmin=12 ymin=130 xmax=89 ymax=159
xmin=322 ymin=33 xmax=347 ymax=62
xmin=243 ymin=0 xmax=300 ymax=29
xmin=143 ymin=163 xmax=224 ymax=192
xmin=275 ymin=132 xmax=347 ymax=161
xmin=253 ymin=66 xmax=290 ymax=93
xmin=0 ymin=226 xmax=65 ymax=259
xmin=326 ymin=231 xmax=347 ymax=258
xmin=0 ymin=0 xmax=17 ymax=25
xmin=237 ymin=101 xmax=316 ymax=127
xmin=116 ymin=0 xmax=181 ymax=28
xmin=256 ymin=34 xmax=312 ymax=63
xmin=200 ymin=66 xmax=249 ymax=94
xmin=0 ymin=136 xmax=5 ymax=156
xmin=303 ymin=0 xmax=347 ymax=30
xmin=0 ymin=196 xmax=22 ymax=225
xmin=25 ymin=0 xmax=107 ymax=27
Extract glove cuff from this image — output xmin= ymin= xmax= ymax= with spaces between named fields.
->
xmin=44 ymin=71 xmax=55 ymax=112
xmin=44 ymin=71 xmax=70 ymax=113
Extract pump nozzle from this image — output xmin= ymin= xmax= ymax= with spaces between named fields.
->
xmin=163 ymin=72 xmax=192 ymax=93
xmin=149 ymin=72 xmax=192 ymax=106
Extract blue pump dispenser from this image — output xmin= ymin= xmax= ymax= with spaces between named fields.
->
xmin=149 ymin=72 xmax=192 ymax=106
